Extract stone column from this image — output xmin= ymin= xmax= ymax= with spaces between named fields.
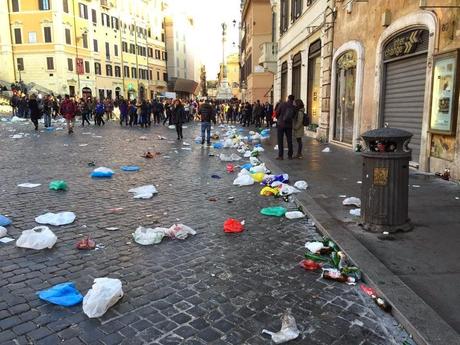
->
xmin=286 ymin=55 xmax=293 ymax=96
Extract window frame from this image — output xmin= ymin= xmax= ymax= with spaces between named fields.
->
xmin=17 ymin=57 xmax=24 ymax=71
xmin=84 ymin=60 xmax=90 ymax=73
xmin=46 ymin=56 xmax=54 ymax=70
xmin=79 ymin=3 xmax=88 ymax=19
xmin=14 ymin=28 xmax=22 ymax=44
xmin=63 ymin=0 xmax=69 ymax=13
xmin=67 ymin=57 xmax=73 ymax=71
xmin=65 ymin=28 xmax=71 ymax=45
xmin=94 ymin=62 xmax=101 ymax=75
xmin=38 ymin=0 xmax=51 ymax=11
xmin=12 ymin=0 xmax=19 ymax=12
xmin=43 ymin=26 xmax=52 ymax=43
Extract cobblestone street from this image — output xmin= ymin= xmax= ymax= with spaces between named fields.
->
xmin=0 ymin=120 xmax=413 ymax=345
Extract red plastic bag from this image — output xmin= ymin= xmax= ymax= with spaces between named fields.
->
xmin=224 ymin=218 xmax=244 ymax=233
xmin=360 ymin=284 xmax=377 ymax=297
xmin=299 ymin=259 xmax=322 ymax=271
xmin=226 ymin=164 xmax=234 ymax=173
xmin=76 ymin=236 xmax=96 ymax=250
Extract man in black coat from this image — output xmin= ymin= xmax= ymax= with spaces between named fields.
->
xmin=275 ymin=95 xmax=295 ymax=160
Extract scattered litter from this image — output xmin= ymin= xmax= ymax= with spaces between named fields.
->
xmin=132 ymin=227 xmax=167 ymax=245
xmin=279 ymin=184 xmax=300 ymax=196
xmin=181 ymin=147 xmax=192 ymax=151
xmin=226 ymin=164 xmax=234 ymax=173
xmin=108 ymin=207 xmax=123 ymax=213
xmin=233 ymin=174 xmax=254 ymax=186
xmin=91 ymin=167 xmax=114 ymax=178
xmin=157 ymin=135 xmax=167 ymax=140
xmin=168 ymin=125 xmax=175 ymax=130
xmin=35 ymin=212 xmax=76 ymax=226
xmin=219 ymin=153 xmax=241 ymax=162
xmin=260 ymin=186 xmax=280 ymax=197
xmin=251 ymin=172 xmax=266 ymax=183
xmin=87 ymin=161 xmax=96 ymax=167
xmin=37 ymin=282 xmax=83 ymax=307
xmin=49 ymin=180 xmax=68 ymax=191
xmin=260 ymin=206 xmax=287 ymax=217
xmin=0 ymin=237 xmax=15 ymax=244
xmin=76 ymin=236 xmax=96 ymax=250
xmin=16 ymin=226 xmax=57 ymax=250
xmin=304 ymin=241 xmax=324 ymax=253
xmin=412 ymin=185 xmax=421 ymax=188
xmin=339 ymin=195 xmax=347 ymax=198
xmin=128 ymin=185 xmax=158 ymax=199
xmin=293 ymin=180 xmax=308 ymax=190
xmin=223 ymin=218 xmax=245 ymax=233
xmin=83 ymin=278 xmax=123 ymax=318
xmin=274 ymin=145 xmax=278 ymax=150
xmin=299 ymin=259 xmax=322 ymax=271
xmin=121 ymin=165 xmax=140 ymax=172
xmin=79 ymin=144 xmax=88 ymax=147
xmin=285 ymin=211 xmax=305 ymax=219
xmin=208 ymin=197 xmax=217 ymax=202
xmin=0 ymin=226 xmax=7 ymax=237
xmin=17 ymin=183 xmax=41 ymax=188
xmin=105 ymin=227 xmax=119 ymax=231
xmin=139 ymin=136 xmax=148 ymax=140
xmin=322 ymin=147 xmax=331 ymax=153
xmin=261 ymin=309 xmax=300 ymax=344
xmin=211 ymin=174 xmax=221 ymax=179
xmin=360 ymin=284 xmax=392 ymax=312
xmin=342 ymin=197 xmax=361 ymax=207
xmin=0 ymin=215 xmax=12 ymax=227
xmin=142 ymin=151 xmax=155 ymax=158
xmin=349 ymin=208 xmax=361 ymax=217
xmin=356 ymin=181 xmax=362 ymax=184
xmin=165 ymin=224 xmax=197 ymax=240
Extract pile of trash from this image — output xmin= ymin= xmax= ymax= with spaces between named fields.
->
xmin=132 ymin=223 xmax=196 ymax=245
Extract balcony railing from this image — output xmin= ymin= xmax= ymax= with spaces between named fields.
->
xmin=258 ymin=42 xmax=278 ymax=73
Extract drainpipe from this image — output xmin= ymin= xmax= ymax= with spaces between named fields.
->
xmin=72 ymin=0 xmax=81 ymax=97
xmin=6 ymin=0 xmax=18 ymax=83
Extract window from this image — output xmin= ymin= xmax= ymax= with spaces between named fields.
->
xmin=28 ymin=32 xmax=37 ymax=43
xmin=63 ymin=0 xmax=69 ymax=13
xmin=14 ymin=28 xmax=22 ymax=44
xmin=91 ymin=9 xmax=97 ymax=24
xmin=84 ymin=60 xmax=90 ymax=73
xmin=101 ymin=13 xmax=110 ymax=27
xmin=12 ymin=0 xmax=19 ymax=12
xmin=105 ymin=42 xmax=110 ymax=59
xmin=106 ymin=64 xmax=112 ymax=76
xmin=155 ymin=49 xmax=160 ymax=59
xmin=114 ymin=66 xmax=121 ymax=77
xmin=46 ymin=57 xmax=54 ymax=70
xmin=111 ymin=17 xmax=119 ymax=30
xmin=156 ymin=71 xmax=160 ymax=80
xmin=38 ymin=0 xmax=51 ymax=10
xmin=80 ymin=33 xmax=87 ymax=48
xmin=147 ymin=28 xmax=151 ymax=37
xmin=149 ymin=70 xmax=152 ymax=80
xmin=163 ymin=72 xmax=168 ymax=81
xmin=291 ymin=52 xmax=301 ymax=100
xmin=94 ymin=62 xmax=101 ymax=75
xmin=17 ymin=58 xmax=24 ymax=71
xmin=67 ymin=58 xmax=73 ymax=71
xmin=291 ymin=0 xmax=302 ymax=21
xmin=114 ymin=44 xmax=118 ymax=56
xmin=93 ymin=39 xmax=98 ymax=52
xmin=129 ymin=44 xmax=135 ymax=54
xmin=79 ymin=3 xmax=88 ymax=19
xmin=131 ymin=67 xmax=137 ymax=79
xmin=161 ymin=33 xmax=165 ymax=42
xmin=162 ymin=51 xmax=167 ymax=61
xmin=100 ymin=0 xmax=108 ymax=6
xmin=123 ymin=65 xmax=129 ymax=78
xmin=43 ymin=27 xmax=52 ymax=43
xmin=65 ymin=28 xmax=71 ymax=44
xmin=280 ymin=0 xmax=289 ymax=34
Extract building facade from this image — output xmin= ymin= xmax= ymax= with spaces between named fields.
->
xmin=0 ymin=0 xmax=168 ymax=100
xmin=240 ymin=0 xmax=274 ymax=103
xmin=226 ymin=53 xmax=241 ymax=98
xmin=272 ymin=0 xmax=333 ymax=139
xmin=330 ymin=0 xmax=460 ymax=178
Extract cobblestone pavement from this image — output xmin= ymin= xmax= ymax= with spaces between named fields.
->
xmin=0 ymin=118 xmax=414 ymax=345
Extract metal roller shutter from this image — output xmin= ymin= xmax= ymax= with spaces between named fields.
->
xmin=383 ymin=53 xmax=427 ymax=163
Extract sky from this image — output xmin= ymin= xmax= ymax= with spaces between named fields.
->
xmin=167 ymin=0 xmax=241 ymax=80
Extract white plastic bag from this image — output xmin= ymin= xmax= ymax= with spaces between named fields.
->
xmin=17 ymin=183 xmax=41 ymax=188
xmin=244 ymin=151 xmax=252 ymax=158
xmin=16 ymin=226 xmax=57 ymax=250
xmin=343 ymin=197 xmax=361 ymax=207
xmin=250 ymin=164 xmax=268 ymax=174
xmin=35 ymin=212 xmax=76 ymax=226
xmin=83 ymin=278 xmax=123 ymax=318
xmin=223 ymin=138 xmax=233 ymax=148
xmin=285 ymin=211 xmax=305 ymax=219
xmin=238 ymin=168 xmax=251 ymax=177
xmin=250 ymin=156 xmax=261 ymax=166
xmin=233 ymin=175 xmax=254 ymax=186
xmin=0 ymin=226 xmax=7 ymax=238
xmin=294 ymin=180 xmax=308 ymax=190
xmin=132 ymin=227 xmax=166 ymax=245
xmin=262 ymin=309 xmax=300 ymax=344
xmin=305 ymin=241 xmax=324 ymax=253
xmin=350 ymin=208 xmax=361 ymax=216
xmin=165 ymin=224 xmax=197 ymax=240
xmin=219 ymin=153 xmax=241 ymax=162
xmin=279 ymin=184 xmax=300 ymax=195
xmin=128 ymin=185 xmax=158 ymax=199
xmin=322 ymin=147 xmax=331 ymax=153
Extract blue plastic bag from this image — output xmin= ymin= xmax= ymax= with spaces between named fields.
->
xmin=213 ymin=143 xmax=223 ymax=149
xmin=0 ymin=215 xmax=12 ymax=227
xmin=241 ymin=163 xmax=252 ymax=170
xmin=121 ymin=165 xmax=140 ymax=172
xmin=37 ymin=282 xmax=83 ymax=307
xmin=91 ymin=167 xmax=114 ymax=178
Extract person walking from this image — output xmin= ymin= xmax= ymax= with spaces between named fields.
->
xmin=128 ymin=100 xmax=137 ymax=126
xmin=253 ymin=100 xmax=263 ymax=128
xmin=60 ymin=94 xmax=77 ymax=134
xmin=43 ymin=95 xmax=53 ymax=128
xmin=199 ymin=100 xmax=216 ymax=146
xmin=81 ymin=98 xmax=91 ymax=127
xmin=293 ymin=99 xmax=305 ymax=159
xmin=28 ymin=94 xmax=41 ymax=131
xmin=94 ymin=99 xmax=105 ymax=126
xmin=171 ymin=99 xmax=186 ymax=140
xmin=119 ymin=98 xmax=128 ymax=126
xmin=163 ymin=101 xmax=172 ymax=126
xmin=275 ymin=95 xmax=295 ymax=160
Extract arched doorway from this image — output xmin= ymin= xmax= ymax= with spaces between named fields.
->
xmin=333 ymin=51 xmax=357 ymax=144
xmin=115 ymin=87 xmax=121 ymax=100
xmin=381 ymin=28 xmax=429 ymax=163
xmin=82 ymin=87 xmax=92 ymax=100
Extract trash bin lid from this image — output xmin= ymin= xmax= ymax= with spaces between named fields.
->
xmin=361 ymin=127 xmax=412 ymax=142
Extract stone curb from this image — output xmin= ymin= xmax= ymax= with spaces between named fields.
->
xmin=263 ymin=154 xmax=460 ymax=345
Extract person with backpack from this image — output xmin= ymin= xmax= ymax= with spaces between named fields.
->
xmin=293 ymin=99 xmax=307 ymax=159
xmin=128 ymin=100 xmax=137 ymax=126
xmin=94 ymin=100 xmax=105 ymax=126
xmin=275 ymin=95 xmax=295 ymax=160
xmin=60 ymin=94 xmax=77 ymax=134
xmin=119 ymin=98 xmax=129 ymax=126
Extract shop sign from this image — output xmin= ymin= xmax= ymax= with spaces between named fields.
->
xmin=383 ymin=29 xmax=424 ymax=60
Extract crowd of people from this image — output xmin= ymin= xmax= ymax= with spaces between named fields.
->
xmin=9 ymin=92 xmax=309 ymax=159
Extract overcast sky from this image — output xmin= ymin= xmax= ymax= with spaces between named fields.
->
xmin=168 ymin=0 xmax=241 ymax=80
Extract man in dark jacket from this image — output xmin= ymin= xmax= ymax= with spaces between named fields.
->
xmin=275 ymin=95 xmax=295 ymax=160
xmin=199 ymin=100 xmax=216 ymax=145
xmin=28 ymin=94 xmax=41 ymax=131
xmin=171 ymin=99 xmax=185 ymax=140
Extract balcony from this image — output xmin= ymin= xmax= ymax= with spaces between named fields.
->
xmin=258 ymin=42 xmax=278 ymax=74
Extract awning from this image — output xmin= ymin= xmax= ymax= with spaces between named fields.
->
xmin=170 ymin=78 xmax=198 ymax=94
